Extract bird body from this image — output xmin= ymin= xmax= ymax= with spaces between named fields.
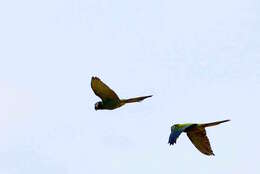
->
xmin=95 ymin=100 xmax=122 ymax=110
xmin=91 ymin=76 xmax=152 ymax=110
xmin=168 ymin=119 xmax=230 ymax=156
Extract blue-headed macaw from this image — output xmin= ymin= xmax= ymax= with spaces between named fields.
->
xmin=168 ymin=119 xmax=230 ymax=156
xmin=91 ymin=77 xmax=152 ymax=110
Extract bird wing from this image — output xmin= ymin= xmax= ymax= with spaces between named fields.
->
xmin=187 ymin=127 xmax=214 ymax=156
xmin=91 ymin=77 xmax=120 ymax=102
xmin=168 ymin=124 xmax=193 ymax=145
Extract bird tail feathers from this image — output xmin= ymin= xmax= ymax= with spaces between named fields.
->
xmin=122 ymin=95 xmax=152 ymax=104
xmin=201 ymin=119 xmax=230 ymax=128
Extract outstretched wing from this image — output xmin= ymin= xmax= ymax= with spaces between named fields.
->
xmin=91 ymin=77 xmax=120 ymax=102
xmin=187 ymin=127 xmax=214 ymax=156
xmin=168 ymin=124 xmax=192 ymax=145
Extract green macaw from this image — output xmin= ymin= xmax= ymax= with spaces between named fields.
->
xmin=91 ymin=76 xmax=152 ymax=110
xmin=168 ymin=119 xmax=230 ymax=156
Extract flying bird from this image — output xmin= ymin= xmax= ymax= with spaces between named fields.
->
xmin=168 ymin=119 xmax=230 ymax=156
xmin=91 ymin=76 xmax=152 ymax=110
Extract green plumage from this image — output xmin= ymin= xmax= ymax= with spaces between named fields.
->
xmin=169 ymin=119 xmax=230 ymax=156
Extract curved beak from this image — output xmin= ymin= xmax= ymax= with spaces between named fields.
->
xmin=94 ymin=103 xmax=98 ymax=111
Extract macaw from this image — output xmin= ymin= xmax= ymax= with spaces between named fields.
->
xmin=91 ymin=76 xmax=152 ymax=110
xmin=168 ymin=119 xmax=230 ymax=156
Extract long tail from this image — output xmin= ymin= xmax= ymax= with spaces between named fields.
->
xmin=201 ymin=119 xmax=230 ymax=128
xmin=122 ymin=95 xmax=152 ymax=104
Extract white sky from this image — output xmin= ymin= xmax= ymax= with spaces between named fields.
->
xmin=0 ymin=0 xmax=260 ymax=173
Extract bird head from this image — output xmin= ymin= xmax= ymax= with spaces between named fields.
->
xmin=171 ymin=124 xmax=179 ymax=130
xmin=94 ymin=102 xmax=102 ymax=110
xmin=168 ymin=124 xmax=191 ymax=145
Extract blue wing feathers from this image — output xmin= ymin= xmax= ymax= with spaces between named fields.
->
xmin=168 ymin=130 xmax=183 ymax=145
xmin=168 ymin=125 xmax=193 ymax=145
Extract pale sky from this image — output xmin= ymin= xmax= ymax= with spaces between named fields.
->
xmin=0 ymin=0 xmax=260 ymax=173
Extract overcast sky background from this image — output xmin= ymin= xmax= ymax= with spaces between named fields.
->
xmin=0 ymin=0 xmax=260 ymax=173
